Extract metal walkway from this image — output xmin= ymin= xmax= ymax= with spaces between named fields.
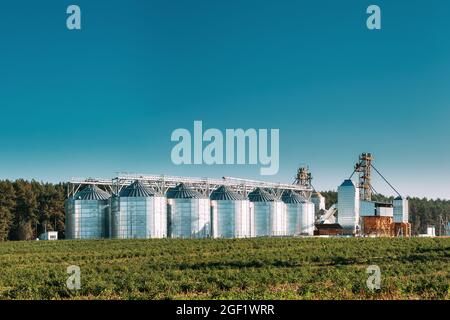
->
xmin=69 ymin=173 xmax=313 ymax=198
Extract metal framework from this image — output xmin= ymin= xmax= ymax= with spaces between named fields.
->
xmin=353 ymin=153 xmax=373 ymax=201
xmin=349 ymin=152 xmax=402 ymax=201
xmin=293 ymin=166 xmax=312 ymax=189
xmin=68 ymin=173 xmax=314 ymax=199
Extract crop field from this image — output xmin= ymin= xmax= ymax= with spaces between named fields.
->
xmin=0 ymin=237 xmax=448 ymax=300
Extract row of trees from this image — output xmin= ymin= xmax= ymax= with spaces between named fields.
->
xmin=320 ymin=191 xmax=450 ymax=235
xmin=0 ymin=180 xmax=66 ymax=241
xmin=0 ymin=180 xmax=448 ymax=240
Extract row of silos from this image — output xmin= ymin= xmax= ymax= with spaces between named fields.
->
xmin=65 ymin=182 xmax=315 ymax=240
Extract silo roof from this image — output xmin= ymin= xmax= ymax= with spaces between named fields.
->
xmin=74 ymin=185 xmax=110 ymax=200
xmin=248 ymin=188 xmax=277 ymax=202
xmin=340 ymin=179 xmax=355 ymax=187
xmin=282 ymin=190 xmax=306 ymax=204
xmin=167 ymin=183 xmax=206 ymax=199
xmin=210 ymin=185 xmax=245 ymax=201
xmin=119 ymin=180 xmax=161 ymax=197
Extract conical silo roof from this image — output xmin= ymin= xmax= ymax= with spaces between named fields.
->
xmin=167 ymin=183 xmax=206 ymax=199
xmin=119 ymin=180 xmax=161 ymax=197
xmin=281 ymin=190 xmax=306 ymax=204
xmin=248 ymin=188 xmax=277 ymax=202
xmin=210 ymin=185 xmax=245 ymax=201
xmin=340 ymin=179 xmax=355 ymax=187
xmin=74 ymin=185 xmax=110 ymax=200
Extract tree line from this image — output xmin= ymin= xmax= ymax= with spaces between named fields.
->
xmin=0 ymin=180 xmax=66 ymax=241
xmin=0 ymin=180 xmax=448 ymax=240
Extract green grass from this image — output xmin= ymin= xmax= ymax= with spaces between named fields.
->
xmin=0 ymin=237 xmax=448 ymax=300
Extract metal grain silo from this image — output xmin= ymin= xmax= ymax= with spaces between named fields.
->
xmin=282 ymin=190 xmax=315 ymax=236
xmin=281 ymin=190 xmax=303 ymax=236
xmin=248 ymin=188 xmax=287 ymax=237
xmin=210 ymin=185 xmax=251 ymax=238
xmin=337 ymin=179 xmax=360 ymax=235
xmin=65 ymin=185 xmax=110 ymax=239
xmin=301 ymin=200 xmax=315 ymax=236
xmin=110 ymin=180 xmax=167 ymax=239
xmin=167 ymin=183 xmax=211 ymax=238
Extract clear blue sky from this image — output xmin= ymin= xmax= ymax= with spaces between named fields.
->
xmin=0 ymin=1 xmax=449 ymax=199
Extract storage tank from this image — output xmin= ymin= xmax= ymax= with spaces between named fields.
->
xmin=281 ymin=190 xmax=314 ymax=236
xmin=210 ymin=185 xmax=252 ymax=238
xmin=337 ymin=179 xmax=360 ymax=235
xmin=167 ymin=183 xmax=211 ymax=238
xmin=301 ymin=200 xmax=315 ymax=236
xmin=65 ymin=185 xmax=110 ymax=239
xmin=393 ymin=196 xmax=409 ymax=223
xmin=110 ymin=180 xmax=167 ymax=239
xmin=281 ymin=190 xmax=302 ymax=236
xmin=248 ymin=188 xmax=286 ymax=237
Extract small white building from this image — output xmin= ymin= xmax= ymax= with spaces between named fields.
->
xmin=418 ymin=226 xmax=436 ymax=238
xmin=427 ymin=226 xmax=436 ymax=237
xmin=39 ymin=231 xmax=58 ymax=241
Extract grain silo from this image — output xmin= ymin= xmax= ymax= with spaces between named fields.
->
xmin=393 ymin=196 xmax=409 ymax=223
xmin=300 ymin=199 xmax=315 ymax=236
xmin=281 ymin=190 xmax=303 ymax=236
xmin=110 ymin=180 xmax=167 ymax=239
xmin=337 ymin=179 xmax=360 ymax=235
xmin=65 ymin=185 xmax=110 ymax=239
xmin=248 ymin=188 xmax=286 ymax=237
xmin=210 ymin=185 xmax=252 ymax=238
xmin=167 ymin=183 xmax=211 ymax=238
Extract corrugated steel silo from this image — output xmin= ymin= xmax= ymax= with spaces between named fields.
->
xmin=301 ymin=200 xmax=315 ymax=236
xmin=281 ymin=190 xmax=304 ymax=236
xmin=167 ymin=183 xmax=211 ymax=238
xmin=248 ymin=188 xmax=286 ymax=237
xmin=210 ymin=185 xmax=251 ymax=238
xmin=65 ymin=185 xmax=110 ymax=239
xmin=110 ymin=180 xmax=167 ymax=239
xmin=393 ymin=196 xmax=409 ymax=223
xmin=337 ymin=179 xmax=360 ymax=234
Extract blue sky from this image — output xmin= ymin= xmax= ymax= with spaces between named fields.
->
xmin=1 ymin=1 xmax=449 ymax=199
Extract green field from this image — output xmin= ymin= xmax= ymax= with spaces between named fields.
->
xmin=0 ymin=237 xmax=448 ymax=300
